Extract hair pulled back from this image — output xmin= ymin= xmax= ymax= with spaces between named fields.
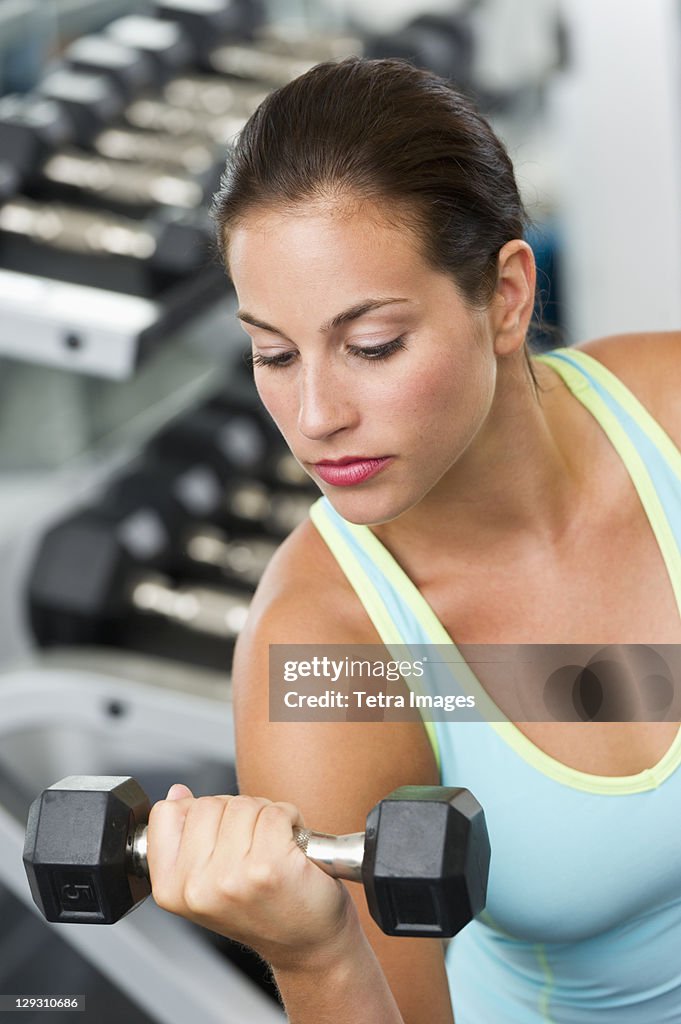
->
xmin=211 ymin=56 xmax=539 ymax=380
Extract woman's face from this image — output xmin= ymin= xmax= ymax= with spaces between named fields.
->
xmin=227 ymin=201 xmax=498 ymax=526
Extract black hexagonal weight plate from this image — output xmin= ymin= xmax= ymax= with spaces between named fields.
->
xmin=362 ymin=785 xmax=490 ymax=937
xmin=23 ymin=776 xmax=151 ymax=924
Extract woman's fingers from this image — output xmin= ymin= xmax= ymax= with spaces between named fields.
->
xmin=166 ymin=783 xmax=194 ymax=801
xmin=147 ymin=795 xmax=193 ymax=903
xmin=147 ymin=790 xmax=350 ymax=957
xmin=147 ymin=782 xmax=197 ymax=888
xmin=149 ymin=792 xmax=275 ymax=913
xmin=211 ymin=799 xmax=306 ymax=891
xmin=248 ymin=801 xmax=307 ymax=863
xmin=147 ymin=786 xmax=350 ymax=954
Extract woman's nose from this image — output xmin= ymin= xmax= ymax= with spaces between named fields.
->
xmin=296 ymin=365 xmax=357 ymax=441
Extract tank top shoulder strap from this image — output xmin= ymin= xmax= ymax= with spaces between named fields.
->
xmin=308 ymin=497 xmax=452 ymax=772
xmin=535 ymin=346 xmax=681 ymax=480
xmin=309 ymin=497 xmax=452 ymax=647
xmin=535 ymin=346 xmax=681 ymax=612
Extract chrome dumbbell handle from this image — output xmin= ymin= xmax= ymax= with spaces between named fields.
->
xmin=130 ymin=824 xmax=365 ymax=883
xmin=293 ymin=829 xmax=365 ymax=882
xmin=129 ymin=574 xmax=250 ymax=639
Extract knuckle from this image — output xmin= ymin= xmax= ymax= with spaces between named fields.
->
xmin=183 ymin=876 xmax=208 ymax=914
xmin=245 ymin=861 xmax=281 ymax=891
xmin=195 ymin=795 xmax=219 ymax=811
xmin=230 ymin=794 xmax=267 ymax=811
xmin=260 ymin=803 xmax=288 ymax=825
xmin=151 ymin=877 xmax=179 ymax=913
xmin=278 ymin=801 xmax=302 ymax=821
xmin=216 ymin=874 xmax=242 ymax=902
xmin=148 ymin=801 xmax=168 ymax=825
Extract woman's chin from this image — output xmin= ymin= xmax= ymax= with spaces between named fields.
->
xmin=324 ymin=490 xmax=413 ymax=527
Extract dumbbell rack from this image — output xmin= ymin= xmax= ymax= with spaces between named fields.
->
xmin=0 ymin=266 xmax=227 ymax=380
xmin=0 ymin=660 xmax=286 ymax=1024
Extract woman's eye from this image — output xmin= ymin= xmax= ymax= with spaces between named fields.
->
xmin=246 ymin=335 xmax=407 ymax=370
xmin=246 ymin=350 xmax=294 ymax=370
xmin=352 ymin=336 xmax=407 ymax=361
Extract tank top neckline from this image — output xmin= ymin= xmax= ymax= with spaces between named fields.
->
xmin=320 ymin=346 xmax=681 ymax=791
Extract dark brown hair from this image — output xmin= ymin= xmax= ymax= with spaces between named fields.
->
xmin=211 ymin=56 xmax=544 ymax=391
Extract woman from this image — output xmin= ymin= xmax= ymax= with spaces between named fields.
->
xmin=146 ymin=57 xmax=681 ymax=1022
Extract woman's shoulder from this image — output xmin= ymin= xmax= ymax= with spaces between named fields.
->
xmin=573 ymin=331 xmax=681 ymax=444
xmin=244 ymin=512 xmax=379 ymax=645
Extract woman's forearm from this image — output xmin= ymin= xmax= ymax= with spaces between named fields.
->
xmin=270 ymin=917 xmax=404 ymax=1024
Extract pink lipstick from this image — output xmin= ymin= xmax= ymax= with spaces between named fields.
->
xmin=314 ymin=457 xmax=393 ymax=486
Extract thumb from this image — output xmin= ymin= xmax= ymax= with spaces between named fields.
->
xmin=166 ymin=783 xmax=194 ymax=801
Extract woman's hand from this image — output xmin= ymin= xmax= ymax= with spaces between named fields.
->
xmin=146 ymin=784 xmax=356 ymax=970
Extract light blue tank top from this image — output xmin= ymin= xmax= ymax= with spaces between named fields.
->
xmin=308 ymin=347 xmax=681 ymax=1022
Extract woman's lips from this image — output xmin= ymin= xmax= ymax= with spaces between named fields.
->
xmin=313 ymin=457 xmax=393 ymax=486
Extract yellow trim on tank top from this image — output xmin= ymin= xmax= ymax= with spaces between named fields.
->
xmin=536 ymin=351 xmax=681 ymax=613
xmin=542 ymin=347 xmax=681 ymax=483
xmin=308 ymin=500 xmax=443 ymax=775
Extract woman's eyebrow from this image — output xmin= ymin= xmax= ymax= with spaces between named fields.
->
xmin=236 ymin=297 xmax=411 ymax=339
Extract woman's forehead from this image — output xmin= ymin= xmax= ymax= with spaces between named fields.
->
xmin=227 ymin=197 xmax=424 ymax=262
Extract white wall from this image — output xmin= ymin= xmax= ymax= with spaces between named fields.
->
xmin=554 ymin=0 xmax=681 ymax=341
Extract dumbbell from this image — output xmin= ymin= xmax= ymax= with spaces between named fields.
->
xmin=38 ymin=456 xmax=279 ymax=584
xmin=206 ymin=44 xmax=316 ymax=88
xmin=146 ymin=400 xmax=314 ymax=492
xmin=24 ymin=53 xmax=267 ymax=185
xmin=0 ymin=196 xmax=212 ymax=290
xmin=38 ymin=145 xmax=216 ymax=214
xmin=104 ymin=15 xmax=195 ymax=82
xmin=26 ymin=436 xmax=315 ymax=649
xmin=106 ymin=453 xmax=313 ymax=543
xmin=61 ymin=33 xmax=254 ymax=175
xmin=62 ymin=35 xmax=160 ymax=101
xmin=106 ymin=15 xmax=269 ymax=114
xmin=366 ymin=11 xmax=476 ymax=94
xmin=113 ymin=3 xmax=314 ymax=89
xmin=0 ymin=87 xmax=227 ymax=215
xmin=62 ymin=0 xmax=267 ymax=98
xmin=58 ymin=35 xmax=227 ymax=172
xmin=158 ymin=73 xmax=267 ymax=117
xmin=252 ymin=23 xmax=364 ymax=62
xmin=155 ymin=0 xmax=267 ymax=55
xmin=62 ymin=14 xmax=273 ymax=123
xmin=90 ymin=125 xmax=220 ymax=177
xmin=26 ymin=495 xmax=264 ymax=650
xmin=0 ymin=94 xmax=71 ymax=202
xmin=122 ymin=94 xmax=248 ymax=147
xmin=37 ymin=65 xmax=250 ymax=151
xmin=23 ymin=776 xmax=490 ymax=938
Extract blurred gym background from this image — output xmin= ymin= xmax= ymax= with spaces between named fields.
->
xmin=0 ymin=1 xmax=680 ymax=1021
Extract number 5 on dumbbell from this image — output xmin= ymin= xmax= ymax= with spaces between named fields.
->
xmin=23 ymin=777 xmax=490 ymax=938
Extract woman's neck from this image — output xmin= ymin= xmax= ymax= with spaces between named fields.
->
xmin=370 ymin=354 xmax=605 ymax=566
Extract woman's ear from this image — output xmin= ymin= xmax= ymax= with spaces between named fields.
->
xmin=491 ymin=240 xmax=536 ymax=357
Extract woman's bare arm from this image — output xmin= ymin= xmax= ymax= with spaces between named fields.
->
xmin=231 ymin=522 xmax=456 ymax=1024
xmin=269 ymin=918 xmax=407 ymax=1024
